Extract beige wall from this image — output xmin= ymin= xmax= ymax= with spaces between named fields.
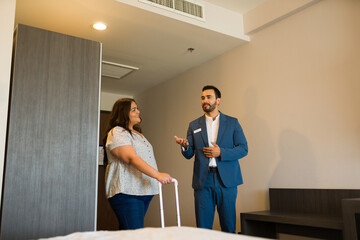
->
xmin=136 ymin=0 xmax=360 ymax=232
xmin=0 ymin=0 xmax=16 ymax=205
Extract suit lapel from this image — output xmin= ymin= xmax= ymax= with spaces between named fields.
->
xmin=199 ymin=115 xmax=208 ymax=147
xmin=216 ymin=113 xmax=227 ymax=144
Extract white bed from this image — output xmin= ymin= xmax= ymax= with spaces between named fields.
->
xmin=39 ymin=226 xmax=266 ymax=240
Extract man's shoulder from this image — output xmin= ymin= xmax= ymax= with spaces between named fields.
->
xmin=189 ymin=115 xmax=204 ymax=124
xmin=189 ymin=113 xmax=239 ymax=123
xmin=186 ymin=116 xmax=203 ymax=128
xmin=188 ymin=113 xmax=240 ymax=125
xmin=220 ymin=112 xmax=238 ymax=122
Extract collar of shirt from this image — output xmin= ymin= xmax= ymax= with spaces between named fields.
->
xmin=205 ymin=113 xmax=220 ymax=167
xmin=205 ymin=113 xmax=220 ymax=124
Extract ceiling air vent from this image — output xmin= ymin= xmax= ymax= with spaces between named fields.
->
xmin=101 ymin=61 xmax=139 ymax=79
xmin=174 ymin=0 xmax=203 ymax=18
xmin=139 ymin=0 xmax=205 ymax=21
xmin=145 ymin=0 xmax=173 ymax=8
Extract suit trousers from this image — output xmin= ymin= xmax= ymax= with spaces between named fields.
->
xmin=194 ymin=171 xmax=237 ymax=233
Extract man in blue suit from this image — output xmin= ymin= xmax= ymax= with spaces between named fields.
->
xmin=174 ymin=85 xmax=248 ymax=233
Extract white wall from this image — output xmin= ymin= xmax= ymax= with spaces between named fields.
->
xmin=0 ymin=0 xmax=16 ymax=206
xmin=136 ymin=0 xmax=360 ymax=233
xmin=100 ymin=91 xmax=132 ymax=111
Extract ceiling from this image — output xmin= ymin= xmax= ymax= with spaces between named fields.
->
xmin=14 ymin=0 xmax=267 ymax=96
xmin=205 ymin=0 xmax=267 ymax=13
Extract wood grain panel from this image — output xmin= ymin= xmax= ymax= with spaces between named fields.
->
xmin=270 ymin=188 xmax=360 ymax=217
xmin=1 ymin=24 xmax=101 ymax=239
xmin=342 ymin=198 xmax=360 ymax=240
xmin=97 ymin=110 xmax=118 ymax=230
xmin=99 ymin=110 xmax=111 ymax=146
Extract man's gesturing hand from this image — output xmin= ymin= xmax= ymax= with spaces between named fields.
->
xmin=174 ymin=136 xmax=189 ymax=150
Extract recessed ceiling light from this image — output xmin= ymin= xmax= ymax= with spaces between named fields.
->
xmin=93 ymin=22 xmax=107 ymax=30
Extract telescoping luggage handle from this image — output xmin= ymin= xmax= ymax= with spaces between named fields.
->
xmin=158 ymin=178 xmax=181 ymax=228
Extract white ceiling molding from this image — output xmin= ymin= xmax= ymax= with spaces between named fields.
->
xmin=116 ymin=0 xmax=250 ymax=41
xmin=139 ymin=0 xmax=205 ymax=21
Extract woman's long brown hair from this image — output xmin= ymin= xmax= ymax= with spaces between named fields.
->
xmin=102 ymin=98 xmax=142 ymax=166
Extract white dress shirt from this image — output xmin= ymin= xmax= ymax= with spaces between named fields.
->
xmin=205 ymin=114 xmax=220 ymax=167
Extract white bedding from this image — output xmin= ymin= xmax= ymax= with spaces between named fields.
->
xmin=40 ymin=226 xmax=265 ymax=240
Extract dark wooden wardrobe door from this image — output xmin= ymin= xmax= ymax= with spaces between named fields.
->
xmin=1 ymin=24 xmax=101 ymax=239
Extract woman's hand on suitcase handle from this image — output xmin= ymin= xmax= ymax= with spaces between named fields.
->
xmin=156 ymin=172 xmax=172 ymax=184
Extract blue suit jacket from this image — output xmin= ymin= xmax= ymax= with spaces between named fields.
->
xmin=182 ymin=113 xmax=248 ymax=190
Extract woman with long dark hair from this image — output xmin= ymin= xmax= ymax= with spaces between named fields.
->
xmin=103 ymin=98 xmax=172 ymax=230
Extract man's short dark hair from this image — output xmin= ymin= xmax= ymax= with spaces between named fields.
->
xmin=202 ymin=85 xmax=221 ymax=99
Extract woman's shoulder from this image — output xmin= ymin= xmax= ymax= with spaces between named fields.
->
xmin=112 ymin=126 xmax=125 ymax=131
xmin=110 ymin=126 xmax=129 ymax=136
xmin=106 ymin=126 xmax=133 ymax=148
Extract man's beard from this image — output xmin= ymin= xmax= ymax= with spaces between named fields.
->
xmin=202 ymin=103 xmax=216 ymax=113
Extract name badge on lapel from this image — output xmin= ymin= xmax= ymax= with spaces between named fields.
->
xmin=193 ymin=128 xmax=202 ymax=134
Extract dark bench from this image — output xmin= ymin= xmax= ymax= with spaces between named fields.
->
xmin=342 ymin=198 xmax=360 ymax=240
xmin=241 ymin=189 xmax=360 ymax=239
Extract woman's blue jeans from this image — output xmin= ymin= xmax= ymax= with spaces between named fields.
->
xmin=108 ymin=193 xmax=154 ymax=230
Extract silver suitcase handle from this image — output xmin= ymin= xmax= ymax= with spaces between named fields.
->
xmin=158 ymin=178 xmax=181 ymax=228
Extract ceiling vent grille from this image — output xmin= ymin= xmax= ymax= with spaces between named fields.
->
xmin=101 ymin=61 xmax=139 ymax=79
xmin=174 ymin=0 xmax=203 ymax=18
xmin=146 ymin=0 xmax=173 ymax=8
xmin=139 ymin=0 xmax=205 ymax=21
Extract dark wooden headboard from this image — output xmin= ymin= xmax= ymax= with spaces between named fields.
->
xmin=270 ymin=188 xmax=360 ymax=217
